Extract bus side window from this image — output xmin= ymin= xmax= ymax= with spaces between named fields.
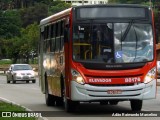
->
xmin=46 ymin=25 xmax=51 ymax=52
xmin=43 ymin=26 xmax=47 ymax=52
xmin=64 ymin=24 xmax=69 ymax=43
xmin=60 ymin=20 xmax=64 ymax=51
xmin=55 ymin=22 xmax=61 ymax=52
xmin=51 ymin=24 xmax=55 ymax=52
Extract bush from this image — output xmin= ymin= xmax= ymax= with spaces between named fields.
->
xmin=0 ymin=59 xmax=12 ymax=64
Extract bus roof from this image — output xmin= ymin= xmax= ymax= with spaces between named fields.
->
xmin=74 ymin=4 xmax=149 ymax=8
xmin=40 ymin=8 xmax=72 ymax=26
xmin=40 ymin=4 xmax=150 ymax=26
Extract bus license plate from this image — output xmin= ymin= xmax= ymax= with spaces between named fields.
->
xmin=107 ymin=90 xmax=122 ymax=94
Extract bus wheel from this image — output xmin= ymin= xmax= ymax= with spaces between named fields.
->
xmin=64 ymin=97 xmax=79 ymax=112
xmin=45 ymin=77 xmax=55 ymax=106
xmin=130 ymin=100 xmax=142 ymax=111
xmin=56 ymin=97 xmax=63 ymax=106
xmin=63 ymin=88 xmax=79 ymax=112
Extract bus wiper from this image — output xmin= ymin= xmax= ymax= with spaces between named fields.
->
xmin=121 ymin=20 xmax=134 ymax=41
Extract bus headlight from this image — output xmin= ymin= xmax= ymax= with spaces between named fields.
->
xmin=144 ymin=67 xmax=156 ymax=84
xmin=71 ymin=69 xmax=85 ymax=85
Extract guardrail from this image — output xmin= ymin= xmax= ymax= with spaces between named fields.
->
xmin=0 ymin=67 xmax=9 ymax=74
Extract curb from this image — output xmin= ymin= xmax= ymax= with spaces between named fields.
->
xmin=0 ymin=97 xmax=48 ymax=120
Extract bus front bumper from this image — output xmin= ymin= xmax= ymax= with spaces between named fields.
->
xmin=71 ymin=80 xmax=156 ymax=101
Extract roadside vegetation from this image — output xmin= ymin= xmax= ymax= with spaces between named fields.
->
xmin=0 ymin=101 xmax=36 ymax=120
xmin=0 ymin=0 xmax=71 ymax=64
xmin=0 ymin=59 xmax=12 ymax=64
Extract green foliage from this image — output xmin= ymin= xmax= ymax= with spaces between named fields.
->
xmin=0 ymin=10 xmax=22 ymax=59
xmin=6 ymin=23 xmax=39 ymax=63
xmin=20 ymin=3 xmax=48 ymax=27
xmin=49 ymin=1 xmax=71 ymax=15
xmin=0 ymin=59 xmax=12 ymax=64
xmin=0 ymin=101 xmax=36 ymax=120
xmin=0 ymin=0 xmax=71 ymax=62
xmin=0 ymin=10 xmax=21 ymax=39
xmin=20 ymin=22 xmax=39 ymax=54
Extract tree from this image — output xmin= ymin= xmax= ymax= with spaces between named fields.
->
xmin=20 ymin=22 xmax=39 ymax=63
xmin=49 ymin=1 xmax=71 ymax=15
xmin=20 ymin=3 xmax=48 ymax=27
xmin=6 ymin=37 xmax=22 ymax=63
xmin=0 ymin=10 xmax=21 ymax=59
xmin=0 ymin=10 xmax=21 ymax=39
xmin=0 ymin=0 xmax=13 ymax=10
xmin=5 ymin=22 xmax=39 ymax=63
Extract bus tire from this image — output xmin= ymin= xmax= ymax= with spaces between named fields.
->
xmin=130 ymin=100 xmax=142 ymax=111
xmin=56 ymin=97 xmax=63 ymax=106
xmin=63 ymin=88 xmax=79 ymax=112
xmin=32 ymin=80 xmax=36 ymax=83
xmin=64 ymin=97 xmax=78 ymax=112
xmin=45 ymin=75 xmax=55 ymax=106
xmin=62 ymin=80 xmax=79 ymax=112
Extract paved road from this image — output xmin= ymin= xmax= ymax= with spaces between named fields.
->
xmin=0 ymin=75 xmax=160 ymax=120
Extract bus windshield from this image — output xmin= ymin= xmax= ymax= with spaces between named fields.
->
xmin=73 ymin=23 xmax=153 ymax=63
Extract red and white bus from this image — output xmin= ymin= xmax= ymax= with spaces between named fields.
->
xmin=39 ymin=4 xmax=157 ymax=112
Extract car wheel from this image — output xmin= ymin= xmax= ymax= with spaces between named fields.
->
xmin=6 ymin=76 xmax=10 ymax=84
xmin=13 ymin=80 xmax=16 ymax=84
xmin=130 ymin=100 xmax=142 ymax=111
xmin=7 ymin=80 xmax=10 ymax=84
xmin=12 ymin=76 xmax=16 ymax=84
xmin=32 ymin=80 xmax=36 ymax=83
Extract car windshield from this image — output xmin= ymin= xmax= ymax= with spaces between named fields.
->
xmin=13 ymin=65 xmax=32 ymax=71
xmin=73 ymin=23 xmax=153 ymax=63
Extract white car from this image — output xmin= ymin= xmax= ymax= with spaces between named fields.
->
xmin=6 ymin=64 xmax=36 ymax=84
